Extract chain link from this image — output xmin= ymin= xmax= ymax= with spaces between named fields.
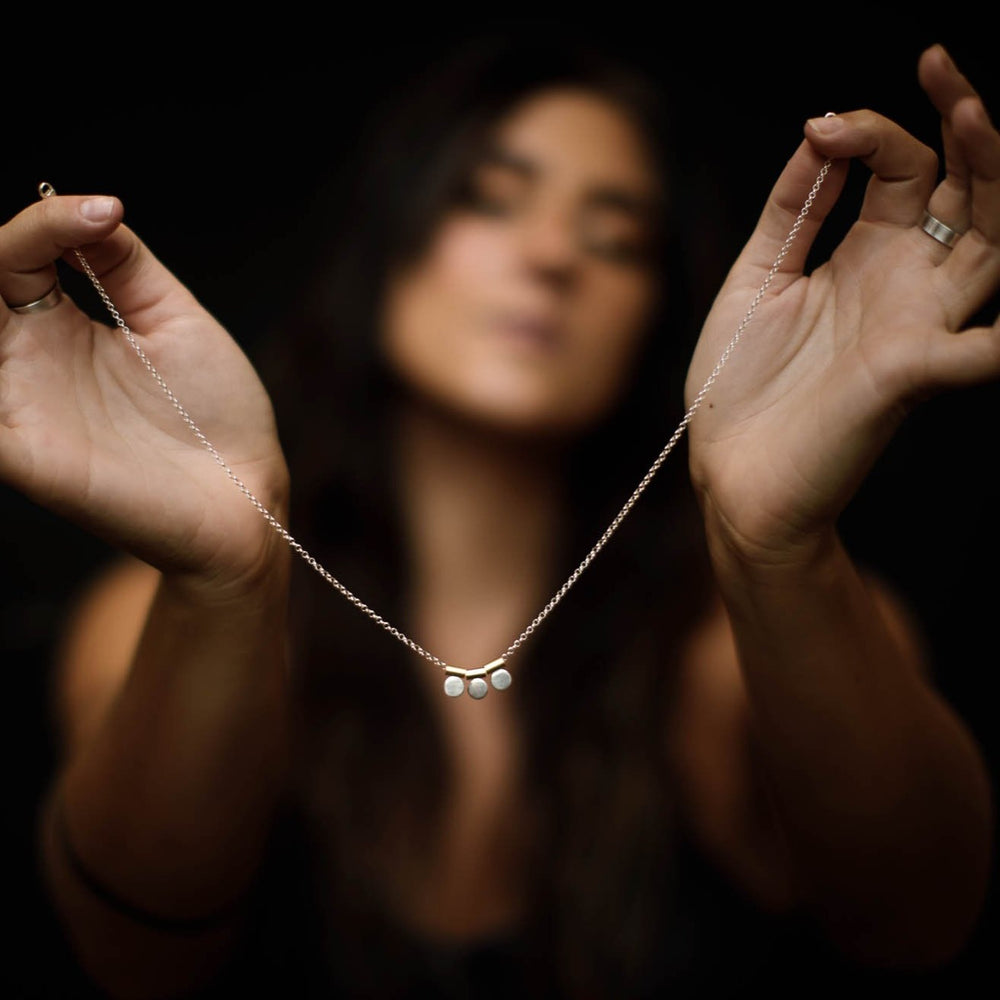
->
xmin=39 ymin=158 xmax=832 ymax=683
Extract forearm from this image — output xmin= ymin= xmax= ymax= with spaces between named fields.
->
xmin=703 ymin=503 xmax=994 ymax=965
xmin=39 ymin=538 xmax=292 ymax=996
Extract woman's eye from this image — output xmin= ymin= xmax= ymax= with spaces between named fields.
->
xmin=457 ymin=167 xmax=523 ymax=215
xmin=469 ymin=192 xmax=514 ymax=215
xmin=583 ymin=220 xmax=652 ymax=265
xmin=586 ymin=237 xmax=649 ymax=264
xmin=471 ymin=188 xmax=520 ymax=216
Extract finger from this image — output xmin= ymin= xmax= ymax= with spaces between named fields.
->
xmin=804 ymin=110 xmax=939 ymax=228
xmin=56 ymin=221 xmax=207 ymax=332
xmin=0 ymin=194 xmax=208 ymax=333
xmin=919 ymin=44 xmax=979 ymax=233
xmin=729 ymin=136 xmax=849 ymax=285
xmin=938 ymin=95 xmax=1000 ymax=324
xmin=955 ymin=96 xmax=1000 ymax=243
xmin=0 ymin=195 xmax=123 ymax=308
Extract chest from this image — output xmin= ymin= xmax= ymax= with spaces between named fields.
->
xmin=372 ymin=680 xmax=542 ymax=941
xmin=358 ymin=604 xmax=723 ymax=942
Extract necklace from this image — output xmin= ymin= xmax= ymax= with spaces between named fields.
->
xmin=37 ymin=146 xmax=832 ymax=699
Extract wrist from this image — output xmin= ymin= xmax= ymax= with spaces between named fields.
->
xmin=698 ymin=487 xmax=841 ymax=583
xmin=163 ymin=519 xmax=293 ymax=611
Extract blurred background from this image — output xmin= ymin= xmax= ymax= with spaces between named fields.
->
xmin=2 ymin=8 xmax=997 ymax=994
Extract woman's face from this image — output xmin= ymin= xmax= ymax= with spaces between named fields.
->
xmin=380 ymin=86 xmax=663 ymax=438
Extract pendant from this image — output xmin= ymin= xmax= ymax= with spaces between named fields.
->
xmin=443 ymin=657 xmax=512 ymax=698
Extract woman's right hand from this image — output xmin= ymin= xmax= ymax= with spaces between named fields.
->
xmin=0 ymin=191 xmax=291 ymax=595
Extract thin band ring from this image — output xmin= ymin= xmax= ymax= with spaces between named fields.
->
xmin=920 ymin=210 xmax=965 ymax=249
xmin=8 ymin=281 xmax=64 ymax=315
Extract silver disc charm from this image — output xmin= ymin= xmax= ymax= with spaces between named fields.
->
xmin=490 ymin=668 xmax=512 ymax=690
xmin=444 ymin=675 xmax=465 ymax=697
xmin=468 ymin=677 xmax=489 ymax=699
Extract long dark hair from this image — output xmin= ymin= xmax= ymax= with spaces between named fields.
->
xmin=252 ymin=28 xmax=718 ymax=998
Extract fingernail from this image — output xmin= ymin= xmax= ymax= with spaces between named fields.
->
xmin=80 ymin=197 xmax=115 ymax=222
xmin=936 ymin=44 xmax=954 ymax=69
xmin=807 ymin=115 xmax=844 ymax=135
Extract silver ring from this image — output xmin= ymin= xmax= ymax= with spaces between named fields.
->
xmin=920 ymin=210 xmax=964 ymax=249
xmin=9 ymin=281 xmax=64 ymax=315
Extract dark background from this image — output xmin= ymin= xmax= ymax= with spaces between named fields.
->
xmin=3 ymin=9 xmax=998 ymax=994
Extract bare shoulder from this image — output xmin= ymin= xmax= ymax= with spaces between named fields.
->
xmin=53 ymin=555 xmax=162 ymax=759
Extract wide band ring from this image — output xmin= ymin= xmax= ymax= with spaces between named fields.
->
xmin=920 ymin=210 xmax=965 ymax=249
xmin=9 ymin=281 xmax=64 ymax=315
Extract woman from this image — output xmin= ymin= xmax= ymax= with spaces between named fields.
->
xmin=4 ymin=31 xmax=995 ymax=998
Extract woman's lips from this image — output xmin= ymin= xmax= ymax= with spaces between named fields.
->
xmin=491 ymin=311 xmax=565 ymax=351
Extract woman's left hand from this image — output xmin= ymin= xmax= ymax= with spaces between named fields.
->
xmin=686 ymin=44 xmax=1000 ymax=565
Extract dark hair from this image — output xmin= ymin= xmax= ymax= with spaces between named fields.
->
xmin=254 ymin=27 xmax=717 ymax=998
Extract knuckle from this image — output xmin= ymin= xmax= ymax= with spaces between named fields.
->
xmin=918 ymin=144 xmax=939 ymax=174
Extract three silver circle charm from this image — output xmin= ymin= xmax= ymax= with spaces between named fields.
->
xmin=443 ymin=657 xmax=512 ymax=698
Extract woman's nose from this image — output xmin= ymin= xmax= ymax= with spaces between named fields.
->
xmin=518 ymin=202 xmax=580 ymax=274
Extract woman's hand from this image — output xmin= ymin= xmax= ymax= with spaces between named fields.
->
xmin=686 ymin=45 xmax=1000 ymax=566
xmin=0 ymin=192 xmax=290 ymax=594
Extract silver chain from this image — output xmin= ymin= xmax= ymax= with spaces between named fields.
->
xmin=37 ymin=152 xmax=832 ymax=698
